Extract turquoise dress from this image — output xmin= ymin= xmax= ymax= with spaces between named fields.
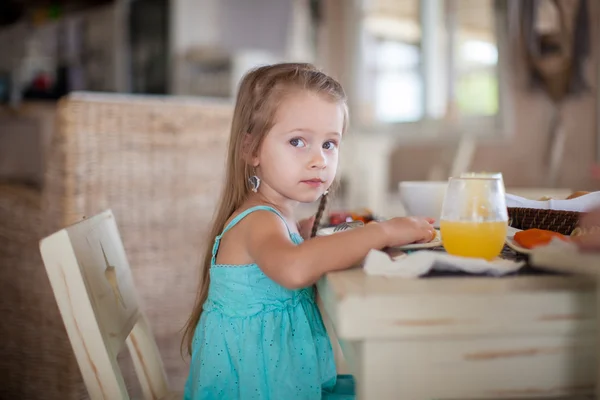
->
xmin=184 ymin=206 xmax=355 ymax=400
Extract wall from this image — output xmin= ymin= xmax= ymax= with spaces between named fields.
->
xmin=169 ymin=0 xmax=309 ymax=95
xmin=390 ymin=1 xmax=599 ymax=192
xmin=169 ymin=0 xmax=219 ymax=94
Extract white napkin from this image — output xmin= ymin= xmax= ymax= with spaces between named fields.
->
xmin=363 ymin=249 xmax=525 ymax=278
xmin=505 ymin=191 xmax=600 ymax=212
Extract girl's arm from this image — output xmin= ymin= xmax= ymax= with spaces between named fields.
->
xmin=244 ymin=211 xmax=432 ymax=289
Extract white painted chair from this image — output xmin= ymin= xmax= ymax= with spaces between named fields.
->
xmin=39 ymin=210 xmax=182 ymax=400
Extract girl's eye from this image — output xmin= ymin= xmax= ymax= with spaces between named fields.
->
xmin=323 ymin=140 xmax=337 ymax=150
xmin=290 ymin=138 xmax=306 ymax=148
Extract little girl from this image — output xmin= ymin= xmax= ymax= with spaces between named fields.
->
xmin=182 ymin=63 xmax=435 ymax=399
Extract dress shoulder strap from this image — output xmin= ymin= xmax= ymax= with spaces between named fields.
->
xmin=211 ymin=206 xmax=292 ymax=265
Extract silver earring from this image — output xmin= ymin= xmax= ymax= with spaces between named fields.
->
xmin=324 ymin=189 xmax=329 ymax=196
xmin=248 ymin=175 xmax=261 ymax=193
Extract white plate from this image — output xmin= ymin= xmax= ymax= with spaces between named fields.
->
xmin=315 ymin=226 xmax=345 ymax=237
xmin=505 ymin=227 xmax=575 ymax=255
xmin=316 ymin=226 xmax=442 ymax=250
xmin=393 ymin=230 xmax=442 ymax=250
xmin=505 ymin=226 xmax=531 ymax=254
xmin=505 ymin=237 xmax=531 ymax=255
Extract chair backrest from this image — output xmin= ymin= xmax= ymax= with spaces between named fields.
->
xmin=40 ymin=209 xmax=170 ymax=400
xmin=47 ymin=93 xmax=231 ymax=393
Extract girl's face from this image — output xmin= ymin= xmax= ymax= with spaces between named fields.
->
xmin=253 ymin=91 xmax=344 ymax=204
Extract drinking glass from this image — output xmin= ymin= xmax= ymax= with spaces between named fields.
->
xmin=440 ymin=177 xmax=508 ymax=260
xmin=460 ymin=172 xmax=503 ymax=182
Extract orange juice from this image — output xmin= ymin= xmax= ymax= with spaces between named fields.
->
xmin=440 ymin=220 xmax=508 ymax=260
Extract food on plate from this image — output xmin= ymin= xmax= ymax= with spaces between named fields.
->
xmin=567 ymin=191 xmax=590 ymax=199
xmin=327 ymin=208 xmax=375 ymax=226
xmin=349 ymin=209 xmax=375 ymax=223
xmin=513 ymin=229 xmax=570 ymax=249
xmin=538 ymin=196 xmax=553 ymax=201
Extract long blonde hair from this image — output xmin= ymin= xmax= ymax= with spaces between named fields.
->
xmin=182 ymin=63 xmax=348 ymax=356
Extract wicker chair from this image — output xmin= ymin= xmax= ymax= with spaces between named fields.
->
xmin=0 ymin=92 xmax=232 ymax=399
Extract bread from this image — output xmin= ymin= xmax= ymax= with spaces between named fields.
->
xmin=567 ymin=191 xmax=590 ymax=199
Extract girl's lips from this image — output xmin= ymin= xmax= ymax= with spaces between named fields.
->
xmin=302 ymin=179 xmax=324 ymax=187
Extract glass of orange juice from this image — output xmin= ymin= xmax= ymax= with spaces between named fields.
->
xmin=460 ymin=172 xmax=503 ymax=182
xmin=440 ymin=177 xmax=508 ymax=260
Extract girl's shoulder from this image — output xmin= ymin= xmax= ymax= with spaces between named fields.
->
xmin=221 ymin=204 xmax=291 ymax=236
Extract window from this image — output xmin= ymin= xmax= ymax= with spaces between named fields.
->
xmin=454 ymin=0 xmax=499 ymax=116
xmin=351 ymin=0 xmax=505 ymax=132
xmin=371 ymin=40 xmax=423 ymax=123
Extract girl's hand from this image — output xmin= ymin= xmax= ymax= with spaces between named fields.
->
xmin=378 ymin=217 xmax=436 ymax=247
xmin=297 ymin=216 xmax=316 ymax=240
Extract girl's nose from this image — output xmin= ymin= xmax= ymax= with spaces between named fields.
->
xmin=309 ymin=150 xmax=327 ymax=169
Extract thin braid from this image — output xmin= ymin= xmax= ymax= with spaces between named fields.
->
xmin=311 ymin=193 xmax=329 ymax=238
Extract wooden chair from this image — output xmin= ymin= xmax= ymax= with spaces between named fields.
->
xmin=39 ymin=210 xmax=182 ymax=400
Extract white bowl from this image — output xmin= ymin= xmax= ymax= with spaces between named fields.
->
xmin=398 ymin=181 xmax=448 ymax=226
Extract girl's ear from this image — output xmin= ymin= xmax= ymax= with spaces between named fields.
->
xmin=242 ymin=133 xmax=260 ymax=166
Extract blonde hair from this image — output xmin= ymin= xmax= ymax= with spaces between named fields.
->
xmin=182 ymin=63 xmax=348 ymax=356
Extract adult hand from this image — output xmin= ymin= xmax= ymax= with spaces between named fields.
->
xmin=573 ymin=206 xmax=600 ymax=251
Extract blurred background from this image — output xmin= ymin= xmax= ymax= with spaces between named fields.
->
xmin=2 ymin=0 xmax=598 ymax=207
xmin=0 ymin=1 xmax=598 ymax=399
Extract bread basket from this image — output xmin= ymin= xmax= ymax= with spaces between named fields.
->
xmin=507 ymin=207 xmax=580 ymax=235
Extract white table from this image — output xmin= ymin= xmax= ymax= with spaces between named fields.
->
xmin=317 ymin=267 xmax=598 ymax=399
